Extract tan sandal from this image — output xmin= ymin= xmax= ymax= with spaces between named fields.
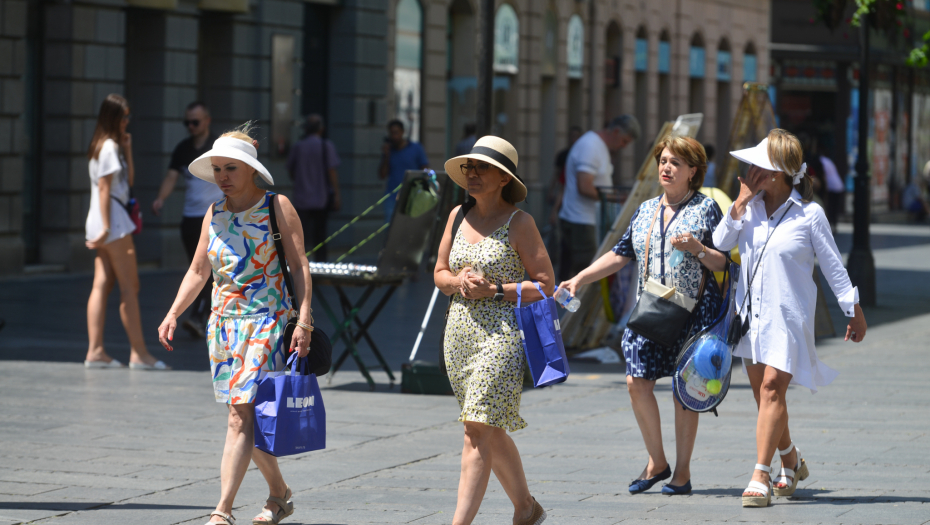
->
xmin=252 ymin=486 xmax=294 ymax=525
xmin=205 ymin=511 xmax=236 ymax=525
xmin=516 ymin=497 xmax=547 ymax=525
xmin=742 ymin=464 xmax=773 ymax=508
xmin=773 ymin=442 xmax=810 ymax=497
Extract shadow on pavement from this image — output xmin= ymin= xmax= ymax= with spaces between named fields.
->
xmin=0 ymin=502 xmax=214 ymax=511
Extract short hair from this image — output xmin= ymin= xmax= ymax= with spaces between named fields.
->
xmin=703 ymin=143 xmax=715 ymax=161
xmin=653 ymin=135 xmax=707 ymax=191
xmin=305 ymin=114 xmax=324 ymax=135
xmin=186 ymin=101 xmax=210 ymax=116
xmin=387 ymin=119 xmax=405 ymax=132
xmin=767 ymin=128 xmax=814 ymax=202
xmin=607 ymin=115 xmax=641 ymax=140
xmin=464 ymin=123 xmax=476 ymax=136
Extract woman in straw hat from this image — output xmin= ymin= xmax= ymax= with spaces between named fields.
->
xmin=157 ymin=124 xmax=314 ymax=525
xmin=558 ymin=136 xmax=728 ymax=496
xmin=713 ymin=129 xmax=867 ymax=507
xmin=435 ymin=136 xmax=552 ymax=525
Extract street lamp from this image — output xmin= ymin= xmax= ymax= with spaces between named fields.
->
xmin=847 ymin=13 xmax=876 ymax=306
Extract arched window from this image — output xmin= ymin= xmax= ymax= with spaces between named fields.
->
xmin=567 ymin=14 xmax=584 ymax=79
xmin=658 ymin=30 xmax=671 ymax=123
xmin=634 ymin=26 xmax=649 ymax=161
xmin=493 ymin=4 xmax=519 ymax=138
xmin=744 ymin=42 xmax=758 ymax=82
xmin=689 ymin=33 xmax=705 ymax=139
xmin=715 ymin=39 xmax=733 ymax=167
xmin=447 ymin=0 xmax=476 ymax=156
xmin=394 ymin=0 xmax=423 ymax=141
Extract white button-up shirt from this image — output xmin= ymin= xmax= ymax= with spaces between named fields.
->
xmin=713 ymin=189 xmax=858 ymax=392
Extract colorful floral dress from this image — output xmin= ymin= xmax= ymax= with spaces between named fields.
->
xmin=207 ymin=192 xmax=293 ymax=404
xmin=444 ymin=210 xmax=527 ymax=432
xmin=613 ymin=192 xmax=724 ymax=380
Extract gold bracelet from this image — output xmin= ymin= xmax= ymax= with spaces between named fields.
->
xmin=295 ymin=320 xmax=313 ymax=332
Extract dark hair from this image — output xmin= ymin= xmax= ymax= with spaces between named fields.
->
xmin=654 ymin=135 xmax=708 ymax=191
xmin=186 ymin=100 xmax=209 ymax=115
xmin=607 ymin=114 xmax=641 ymax=140
xmin=87 ymin=94 xmax=129 ymax=160
xmin=387 ymin=119 xmax=405 ymax=132
xmin=304 ymin=114 xmax=324 ymax=136
xmin=500 ymin=178 xmax=517 ymax=204
xmin=703 ymin=143 xmax=715 ymax=162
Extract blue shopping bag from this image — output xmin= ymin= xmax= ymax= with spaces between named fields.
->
xmin=515 ymin=281 xmax=570 ymax=388
xmin=254 ymin=353 xmax=326 ymax=457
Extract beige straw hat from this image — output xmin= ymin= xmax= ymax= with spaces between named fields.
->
xmin=443 ymin=135 xmax=527 ymax=203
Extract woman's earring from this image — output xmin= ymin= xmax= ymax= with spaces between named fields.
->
xmin=771 ymin=177 xmax=776 ymax=182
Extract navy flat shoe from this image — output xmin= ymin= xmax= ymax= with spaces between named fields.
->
xmin=661 ymin=480 xmax=692 ymax=495
xmin=628 ymin=465 xmax=671 ymax=494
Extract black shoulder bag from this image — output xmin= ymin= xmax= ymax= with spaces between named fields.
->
xmin=438 ymin=199 xmax=475 ymax=376
xmin=268 ymin=194 xmax=333 ymax=376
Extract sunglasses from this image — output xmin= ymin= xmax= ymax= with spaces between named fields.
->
xmin=183 ymin=119 xmax=201 ymax=128
xmin=460 ymin=162 xmax=492 ymax=176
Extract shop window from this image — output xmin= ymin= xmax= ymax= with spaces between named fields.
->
xmin=395 ymin=0 xmax=423 ymax=141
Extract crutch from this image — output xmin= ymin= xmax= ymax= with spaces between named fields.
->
xmin=409 ymin=287 xmax=441 ymax=362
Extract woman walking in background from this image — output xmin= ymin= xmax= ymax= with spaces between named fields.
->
xmin=559 ymin=136 xmax=727 ymax=495
xmin=84 ymin=93 xmax=167 ymax=370
xmin=158 ymin=124 xmax=313 ymax=525
xmin=435 ymin=136 xmax=551 ymax=525
xmin=714 ymin=129 xmax=867 ymax=508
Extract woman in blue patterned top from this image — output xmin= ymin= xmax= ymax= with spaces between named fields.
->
xmin=559 ymin=136 xmax=727 ymax=495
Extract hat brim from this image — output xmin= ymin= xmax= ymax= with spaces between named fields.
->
xmin=189 ymin=148 xmax=274 ymax=186
xmin=443 ymin=153 xmax=527 ymax=203
xmin=730 ymin=142 xmax=776 ymax=172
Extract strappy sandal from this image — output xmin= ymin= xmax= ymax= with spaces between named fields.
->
xmin=252 ymin=486 xmax=294 ymax=525
xmin=742 ymin=463 xmax=773 ymax=508
xmin=205 ymin=511 xmax=236 ymax=525
xmin=773 ymin=442 xmax=809 ymax=497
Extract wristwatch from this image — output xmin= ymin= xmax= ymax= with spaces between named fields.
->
xmin=493 ymin=283 xmax=504 ymax=301
xmin=697 ymin=244 xmax=707 ymax=259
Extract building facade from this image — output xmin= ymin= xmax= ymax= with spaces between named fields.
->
xmin=0 ymin=0 xmax=769 ymax=276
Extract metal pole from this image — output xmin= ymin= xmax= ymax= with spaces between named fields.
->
xmin=475 ymin=0 xmax=494 ymax=137
xmin=847 ymin=14 xmax=876 ymax=306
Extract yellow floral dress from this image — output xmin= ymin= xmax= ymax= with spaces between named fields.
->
xmin=445 ymin=210 xmax=527 ymax=432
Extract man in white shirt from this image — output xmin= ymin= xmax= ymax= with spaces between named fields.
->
xmin=558 ymin=115 xmax=640 ymax=281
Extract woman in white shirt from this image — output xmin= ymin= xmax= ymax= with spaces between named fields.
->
xmin=712 ymin=129 xmax=867 ymax=508
xmin=84 ymin=94 xmax=167 ymax=370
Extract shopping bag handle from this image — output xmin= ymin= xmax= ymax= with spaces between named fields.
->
xmin=287 ymin=352 xmax=311 ymax=376
xmin=516 ymin=280 xmax=546 ymax=309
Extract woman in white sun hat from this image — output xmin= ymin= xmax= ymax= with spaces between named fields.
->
xmin=712 ymin=128 xmax=868 ymax=508
xmin=157 ymin=123 xmax=313 ymax=525
xmin=435 ymin=136 xmax=552 ymax=525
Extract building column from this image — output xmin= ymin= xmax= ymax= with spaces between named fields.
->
xmin=0 ymin=0 xmax=27 ymax=275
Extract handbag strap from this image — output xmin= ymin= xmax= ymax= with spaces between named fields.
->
xmin=737 ymin=201 xmax=795 ymax=317
xmin=642 ymin=197 xmax=708 ymax=304
xmin=268 ymin=194 xmax=298 ymax=312
xmin=444 ymin=200 xmax=476 ymax=317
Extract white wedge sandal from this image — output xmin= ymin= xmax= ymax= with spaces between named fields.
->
xmin=205 ymin=511 xmax=236 ymax=525
xmin=773 ymin=442 xmax=809 ymax=497
xmin=742 ymin=463 xmax=773 ymax=508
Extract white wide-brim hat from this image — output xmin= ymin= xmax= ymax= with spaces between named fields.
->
xmin=189 ymin=136 xmax=274 ymax=186
xmin=443 ymin=135 xmax=527 ymax=203
xmin=730 ymin=137 xmax=778 ymax=172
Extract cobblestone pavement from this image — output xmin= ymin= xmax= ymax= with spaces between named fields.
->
xmin=0 ymin=223 xmax=928 ymax=524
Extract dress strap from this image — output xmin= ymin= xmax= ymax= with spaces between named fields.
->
xmin=505 ymin=209 xmax=521 ymax=226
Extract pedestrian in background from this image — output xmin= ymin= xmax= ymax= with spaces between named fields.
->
xmin=548 ymin=125 xmax=583 ymax=226
xmin=703 ymin=144 xmax=716 ymax=188
xmin=151 ymin=101 xmax=223 ymax=338
xmin=454 ymin=122 xmax=477 ymax=156
xmin=378 ymin=119 xmax=429 ymax=221
xmin=436 ymin=137 xmax=552 ymax=525
xmin=558 ymin=115 xmax=640 ymax=282
xmin=714 ymin=129 xmax=868 ymax=508
xmin=157 ymin=124 xmax=313 ymax=525
xmin=288 ymin=114 xmax=341 ymax=261
xmin=819 ymin=146 xmax=846 ymax=231
xmin=559 ymin=136 xmax=727 ymax=495
xmin=84 ymin=94 xmax=168 ymax=370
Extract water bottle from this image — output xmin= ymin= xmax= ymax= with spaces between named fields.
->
xmin=553 ymin=287 xmax=581 ymax=312
xmin=669 ymin=249 xmax=685 ymax=267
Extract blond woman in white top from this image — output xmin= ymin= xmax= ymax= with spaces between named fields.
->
xmin=713 ymin=129 xmax=867 ymax=507
xmin=84 ymin=94 xmax=167 ymax=370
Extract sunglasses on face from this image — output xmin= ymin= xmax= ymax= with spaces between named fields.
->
xmin=460 ymin=162 xmax=491 ymax=176
xmin=183 ymin=119 xmax=200 ymax=128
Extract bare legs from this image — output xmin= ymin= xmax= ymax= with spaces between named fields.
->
xmin=85 ymin=235 xmax=158 ymax=365
xmin=212 ymin=403 xmax=289 ymax=524
xmin=626 ymin=376 xmax=699 ymax=486
xmin=453 ymin=422 xmax=535 ymax=525
xmin=744 ymin=363 xmax=794 ymax=496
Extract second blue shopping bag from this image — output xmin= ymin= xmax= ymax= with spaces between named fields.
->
xmin=515 ymin=281 xmax=570 ymax=387
xmin=254 ymin=353 xmax=326 ymax=457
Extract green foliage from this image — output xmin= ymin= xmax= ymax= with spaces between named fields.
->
xmin=907 ymin=31 xmax=930 ymax=68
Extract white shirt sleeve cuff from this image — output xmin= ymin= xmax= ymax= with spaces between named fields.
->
xmin=838 ymin=286 xmax=859 ymax=317
xmin=724 ymin=204 xmax=744 ymax=230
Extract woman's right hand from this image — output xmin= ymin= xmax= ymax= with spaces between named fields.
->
xmin=85 ymin=231 xmax=108 ymax=250
xmin=455 ymin=266 xmax=473 ymax=297
xmin=157 ymin=314 xmax=178 ymax=352
xmin=558 ymin=275 xmax=583 ymax=298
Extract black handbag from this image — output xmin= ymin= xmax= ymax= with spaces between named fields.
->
xmin=626 ymin=201 xmax=707 ymax=349
xmin=268 ymin=194 xmax=333 ymax=376
xmin=438 ymin=199 xmax=475 ymax=376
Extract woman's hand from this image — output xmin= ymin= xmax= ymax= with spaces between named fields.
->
xmin=461 ymin=272 xmax=495 ymax=299
xmin=157 ymin=314 xmax=178 ymax=352
xmin=558 ymin=275 xmax=584 ymax=298
xmin=455 ymin=267 xmax=473 ymax=296
xmin=670 ymin=232 xmax=702 ymax=256
xmin=291 ymin=325 xmax=311 ymax=358
xmin=845 ymin=304 xmax=867 ymax=343
xmin=85 ymin=231 xmax=108 ymax=250
xmin=121 ymin=132 xmax=132 ymax=150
